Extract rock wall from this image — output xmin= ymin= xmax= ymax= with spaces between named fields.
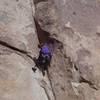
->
xmin=0 ymin=0 xmax=52 ymax=100
xmin=34 ymin=0 xmax=100 ymax=100
xmin=1 ymin=0 xmax=100 ymax=100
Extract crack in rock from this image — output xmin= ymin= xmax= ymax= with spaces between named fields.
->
xmin=0 ymin=40 xmax=34 ymax=60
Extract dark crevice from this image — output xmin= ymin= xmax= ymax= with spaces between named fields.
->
xmin=0 ymin=40 xmax=34 ymax=61
xmin=34 ymin=18 xmax=63 ymax=51
xmin=0 ymin=40 xmax=29 ymax=54
xmin=34 ymin=18 xmax=50 ymax=44
xmin=33 ymin=0 xmax=48 ymax=4
xmin=79 ymin=76 xmax=93 ymax=85
xmin=16 ymin=0 xmax=19 ymax=2
xmin=74 ymin=65 xmax=79 ymax=71
xmin=79 ymin=76 xmax=98 ymax=90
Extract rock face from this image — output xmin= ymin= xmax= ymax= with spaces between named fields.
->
xmin=1 ymin=0 xmax=100 ymax=100
xmin=34 ymin=0 xmax=100 ymax=100
xmin=0 ymin=0 xmax=52 ymax=100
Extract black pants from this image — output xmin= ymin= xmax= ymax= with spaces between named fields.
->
xmin=37 ymin=54 xmax=51 ymax=71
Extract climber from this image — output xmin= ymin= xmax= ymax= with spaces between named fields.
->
xmin=33 ymin=43 xmax=52 ymax=76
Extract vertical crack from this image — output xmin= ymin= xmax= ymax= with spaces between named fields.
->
xmin=47 ymin=70 xmax=57 ymax=100
xmin=40 ymin=85 xmax=51 ymax=100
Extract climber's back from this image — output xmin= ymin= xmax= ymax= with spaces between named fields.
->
xmin=32 ymin=43 xmax=52 ymax=76
xmin=39 ymin=43 xmax=52 ymax=64
xmin=41 ymin=43 xmax=51 ymax=54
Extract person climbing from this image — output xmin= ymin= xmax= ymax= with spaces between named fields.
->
xmin=33 ymin=43 xmax=52 ymax=76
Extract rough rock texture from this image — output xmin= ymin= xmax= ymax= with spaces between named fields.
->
xmin=1 ymin=0 xmax=100 ymax=100
xmin=34 ymin=0 xmax=100 ymax=100
xmin=0 ymin=0 xmax=53 ymax=100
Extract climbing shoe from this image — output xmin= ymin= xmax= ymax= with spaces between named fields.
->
xmin=32 ymin=67 xmax=37 ymax=73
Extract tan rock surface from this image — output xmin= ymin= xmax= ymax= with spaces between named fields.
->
xmin=0 ymin=0 xmax=100 ymax=100
xmin=0 ymin=0 xmax=51 ymax=100
xmin=34 ymin=0 xmax=100 ymax=100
